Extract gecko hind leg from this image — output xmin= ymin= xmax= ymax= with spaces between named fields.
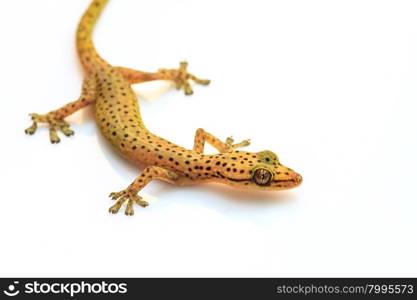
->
xmin=162 ymin=61 xmax=211 ymax=95
xmin=116 ymin=61 xmax=210 ymax=95
xmin=25 ymin=74 xmax=96 ymax=143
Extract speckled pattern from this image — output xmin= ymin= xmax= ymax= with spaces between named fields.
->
xmin=26 ymin=0 xmax=302 ymax=216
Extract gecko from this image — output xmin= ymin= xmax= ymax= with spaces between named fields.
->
xmin=25 ymin=0 xmax=302 ymax=216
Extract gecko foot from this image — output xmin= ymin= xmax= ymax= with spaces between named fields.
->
xmin=159 ymin=61 xmax=210 ymax=96
xmin=109 ymin=190 xmax=149 ymax=216
xmin=226 ymin=136 xmax=251 ymax=150
xmin=25 ymin=113 xmax=74 ymax=143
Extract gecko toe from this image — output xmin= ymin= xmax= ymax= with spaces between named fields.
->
xmin=109 ymin=205 xmax=120 ymax=214
xmin=240 ymin=139 xmax=251 ymax=147
xmin=109 ymin=196 xmax=126 ymax=214
xmin=184 ymin=85 xmax=194 ymax=96
xmin=125 ymin=199 xmax=135 ymax=216
xmin=49 ymin=129 xmax=61 ymax=144
xmin=225 ymin=136 xmax=251 ymax=150
xmin=25 ymin=122 xmax=38 ymax=135
xmin=61 ymin=127 xmax=75 ymax=137
xmin=225 ymin=136 xmax=234 ymax=145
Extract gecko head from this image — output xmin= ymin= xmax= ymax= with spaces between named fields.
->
xmin=215 ymin=150 xmax=302 ymax=191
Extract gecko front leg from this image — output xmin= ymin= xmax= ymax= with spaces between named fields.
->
xmin=193 ymin=128 xmax=250 ymax=154
xmin=109 ymin=166 xmax=179 ymax=216
xmin=25 ymin=73 xmax=96 ymax=143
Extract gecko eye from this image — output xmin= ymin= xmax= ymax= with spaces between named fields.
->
xmin=253 ymin=168 xmax=272 ymax=186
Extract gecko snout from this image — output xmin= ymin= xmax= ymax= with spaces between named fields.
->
xmin=293 ymin=172 xmax=303 ymax=186
xmin=286 ymin=169 xmax=302 ymax=187
xmin=270 ymin=167 xmax=303 ymax=190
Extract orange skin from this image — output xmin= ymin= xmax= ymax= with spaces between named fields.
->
xmin=25 ymin=0 xmax=302 ymax=216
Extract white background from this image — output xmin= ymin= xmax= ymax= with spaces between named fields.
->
xmin=0 ymin=0 xmax=416 ymax=277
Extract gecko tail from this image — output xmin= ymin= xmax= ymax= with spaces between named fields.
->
xmin=76 ymin=0 xmax=110 ymax=72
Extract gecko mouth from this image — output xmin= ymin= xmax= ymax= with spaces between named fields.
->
xmin=216 ymin=172 xmax=300 ymax=185
xmin=216 ymin=171 xmax=251 ymax=183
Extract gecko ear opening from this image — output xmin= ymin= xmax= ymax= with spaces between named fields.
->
xmin=253 ymin=168 xmax=273 ymax=186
